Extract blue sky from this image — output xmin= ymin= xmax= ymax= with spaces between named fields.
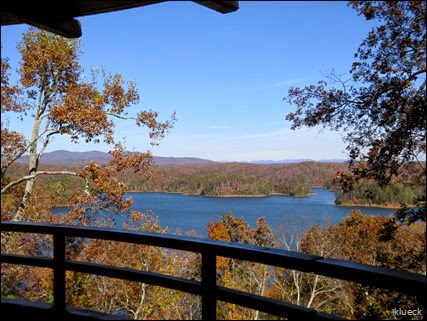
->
xmin=1 ymin=1 xmax=377 ymax=162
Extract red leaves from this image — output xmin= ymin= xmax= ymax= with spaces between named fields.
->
xmin=207 ymin=220 xmax=230 ymax=241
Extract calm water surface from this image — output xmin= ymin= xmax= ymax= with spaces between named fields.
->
xmin=130 ymin=189 xmax=395 ymax=236
xmin=54 ymin=189 xmax=395 ymax=237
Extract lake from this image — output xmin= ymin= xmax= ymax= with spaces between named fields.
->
xmin=54 ymin=188 xmax=396 ymax=237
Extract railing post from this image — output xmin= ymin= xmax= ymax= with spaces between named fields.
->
xmin=201 ymin=248 xmax=216 ymax=320
xmin=53 ymin=230 xmax=66 ymax=318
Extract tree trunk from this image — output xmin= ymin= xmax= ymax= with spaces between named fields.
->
xmin=14 ymin=111 xmax=43 ymax=221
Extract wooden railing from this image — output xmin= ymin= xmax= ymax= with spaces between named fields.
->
xmin=1 ymin=221 xmax=425 ymax=320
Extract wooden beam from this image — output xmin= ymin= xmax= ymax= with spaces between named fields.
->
xmin=22 ymin=16 xmax=82 ymax=38
xmin=1 ymin=11 xmax=82 ymax=38
xmin=1 ymin=1 xmax=239 ymax=38
xmin=193 ymin=1 xmax=239 ymax=13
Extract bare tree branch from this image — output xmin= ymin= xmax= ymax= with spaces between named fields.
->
xmin=1 ymin=170 xmax=81 ymax=194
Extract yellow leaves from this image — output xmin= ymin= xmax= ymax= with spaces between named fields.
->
xmin=208 ymin=212 xmax=279 ymax=319
xmin=18 ymin=27 xmax=80 ymax=90
xmin=302 ymin=210 xmax=426 ymax=273
xmin=1 ymin=129 xmax=28 ymax=170
xmin=75 ymin=146 xmax=153 ymax=217
xmin=16 ymin=29 xmax=170 ymax=148
xmin=50 ymin=83 xmax=114 ymax=144
xmin=102 ymin=72 xmax=140 ymax=114
xmin=136 ymin=110 xmax=177 ymax=146
xmin=208 ymin=212 xmax=278 ymax=249
xmin=3 ymin=27 xmax=178 ymax=223
xmin=68 ymin=218 xmax=193 ymax=318
xmin=2 ymin=26 xmax=186 ymax=317
xmin=108 ymin=143 xmax=152 ymax=175
xmin=254 ymin=217 xmax=278 ymax=247
xmin=1 ymin=58 xmax=27 ymax=113
xmin=130 ymin=210 xmax=143 ymax=223
xmin=357 ymin=160 xmax=366 ymax=172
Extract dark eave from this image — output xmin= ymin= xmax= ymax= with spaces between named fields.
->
xmin=1 ymin=0 xmax=239 ymax=38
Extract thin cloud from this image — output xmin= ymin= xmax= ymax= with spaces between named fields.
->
xmin=273 ymin=78 xmax=305 ymax=87
xmin=234 ymin=128 xmax=291 ymax=140
xmin=207 ymin=125 xmax=232 ymax=129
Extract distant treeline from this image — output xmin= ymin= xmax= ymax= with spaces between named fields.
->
xmin=4 ymin=161 xmax=424 ymax=206
xmin=130 ymin=162 xmax=344 ymax=197
xmin=336 ymin=182 xmax=425 ymax=207
xmin=153 ymin=173 xmax=311 ymax=197
xmin=162 ymin=173 xmax=274 ymax=196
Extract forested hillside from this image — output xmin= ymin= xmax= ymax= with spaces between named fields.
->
xmin=129 ymin=162 xmax=346 ymax=196
xmin=2 ymin=2 xmax=425 ymax=320
xmin=5 ymin=161 xmax=424 ymax=207
xmin=4 ymin=161 xmax=344 ymax=202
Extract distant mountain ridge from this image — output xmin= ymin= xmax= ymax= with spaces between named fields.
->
xmin=16 ymin=150 xmax=346 ymax=165
xmin=247 ymin=159 xmax=346 ymax=164
xmin=16 ymin=150 xmax=216 ymax=165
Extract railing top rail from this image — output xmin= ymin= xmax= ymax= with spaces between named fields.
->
xmin=1 ymin=221 xmax=426 ymax=297
xmin=0 ymin=221 xmax=321 ymax=260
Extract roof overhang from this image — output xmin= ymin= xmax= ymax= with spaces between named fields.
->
xmin=1 ymin=0 xmax=239 ymax=38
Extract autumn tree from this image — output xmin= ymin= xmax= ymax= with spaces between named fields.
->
xmin=208 ymin=211 xmax=278 ymax=320
xmin=1 ymin=27 xmax=178 ymax=317
xmin=1 ymin=27 xmax=176 ymax=223
xmin=298 ymin=211 xmax=425 ymax=319
xmin=282 ymin=6 xmax=425 ymax=318
xmin=266 ymin=217 xmax=347 ymax=315
xmin=284 ymin=1 xmax=426 ymax=220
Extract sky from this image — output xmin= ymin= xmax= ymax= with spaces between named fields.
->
xmin=1 ymin=1 xmax=378 ymax=162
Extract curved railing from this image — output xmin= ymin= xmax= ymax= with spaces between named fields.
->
xmin=1 ymin=221 xmax=425 ymax=320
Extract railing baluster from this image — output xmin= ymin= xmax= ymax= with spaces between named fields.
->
xmin=53 ymin=230 xmax=66 ymax=318
xmin=202 ymin=247 xmax=216 ymax=320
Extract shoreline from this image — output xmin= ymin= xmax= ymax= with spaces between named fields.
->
xmin=52 ymin=190 xmax=415 ymax=210
xmin=57 ymin=190 xmax=413 ymax=209
xmin=138 ymin=191 xmax=412 ymax=208
xmin=336 ymin=202 xmax=406 ymax=209
xmin=205 ymin=194 xmax=272 ymax=198
xmin=133 ymin=190 xmax=315 ymax=198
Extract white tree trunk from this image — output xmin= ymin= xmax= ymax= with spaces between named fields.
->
xmin=14 ymin=113 xmax=43 ymax=221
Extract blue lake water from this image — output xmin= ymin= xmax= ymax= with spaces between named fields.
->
xmin=53 ymin=188 xmax=396 ymax=237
